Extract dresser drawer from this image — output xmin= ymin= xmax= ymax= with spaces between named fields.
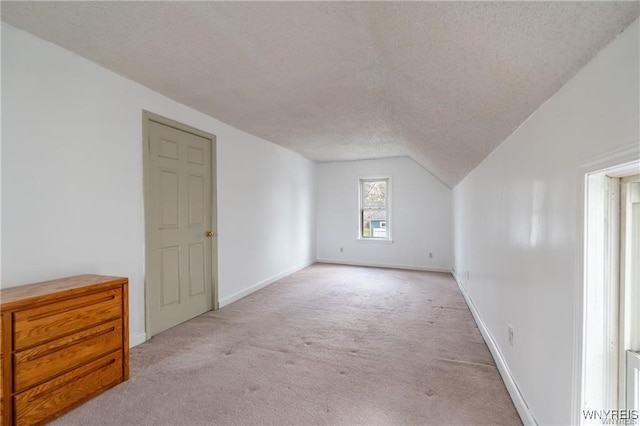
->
xmin=14 ymin=351 xmax=123 ymax=426
xmin=14 ymin=320 xmax=123 ymax=392
xmin=13 ymin=288 xmax=122 ymax=350
xmin=0 ymin=352 xmax=3 ymax=425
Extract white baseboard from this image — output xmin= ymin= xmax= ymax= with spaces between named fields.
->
xmin=451 ymin=270 xmax=537 ymax=426
xmin=316 ymin=258 xmax=451 ymax=273
xmin=219 ymin=260 xmax=316 ymax=308
xmin=130 ymin=332 xmax=147 ymax=348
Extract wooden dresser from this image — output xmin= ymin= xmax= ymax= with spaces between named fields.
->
xmin=0 ymin=275 xmax=129 ymax=426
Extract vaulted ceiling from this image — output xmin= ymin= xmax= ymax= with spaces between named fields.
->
xmin=3 ymin=2 xmax=639 ymax=187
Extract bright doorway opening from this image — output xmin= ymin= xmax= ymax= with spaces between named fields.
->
xmin=581 ymin=159 xmax=639 ymax=424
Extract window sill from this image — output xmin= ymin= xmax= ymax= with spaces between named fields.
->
xmin=356 ymin=237 xmax=394 ymax=244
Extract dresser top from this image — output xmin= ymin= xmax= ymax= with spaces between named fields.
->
xmin=1 ymin=274 xmax=128 ymax=311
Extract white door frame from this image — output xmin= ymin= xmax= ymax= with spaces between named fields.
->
xmin=573 ymin=142 xmax=640 ymax=424
xmin=628 ymin=351 xmax=640 ymax=411
xmin=142 ymin=111 xmax=218 ymax=340
xmin=620 ymin=174 xmax=640 ymax=410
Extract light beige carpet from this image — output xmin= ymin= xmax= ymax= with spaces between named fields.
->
xmin=53 ymin=264 xmax=521 ymax=425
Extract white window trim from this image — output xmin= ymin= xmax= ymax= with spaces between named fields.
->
xmin=357 ymin=176 xmax=393 ymax=243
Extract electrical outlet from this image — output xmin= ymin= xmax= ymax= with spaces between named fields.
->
xmin=429 ymin=252 xmax=433 ymax=259
xmin=466 ymin=271 xmax=470 ymax=280
xmin=507 ymin=325 xmax=514 ymax=346
xmin=340 ymin=247 xmax=343 ymax=253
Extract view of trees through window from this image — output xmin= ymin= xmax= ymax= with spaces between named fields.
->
xmin=360 ymin=179 xmax=388 ymax=239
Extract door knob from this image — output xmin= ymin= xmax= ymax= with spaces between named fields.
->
xmin=205 ymin=231 xmax=215 ymax=237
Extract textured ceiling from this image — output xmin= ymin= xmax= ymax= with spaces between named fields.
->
xmin=3 ymin=2 xmax=639 ymax=187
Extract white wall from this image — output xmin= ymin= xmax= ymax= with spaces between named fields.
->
xmin=1 ymin=23 xmax=316 ymax=345
xmin=453 ymin=19 xmax=639 ymax=425
xmin=317 ymin=157 xmax=452 ymax=271
xmin=0 ymin=21 xmax=3 ymax=282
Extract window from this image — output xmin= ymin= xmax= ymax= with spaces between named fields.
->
xmin=359 ymin=178 xmax=390 ymax=240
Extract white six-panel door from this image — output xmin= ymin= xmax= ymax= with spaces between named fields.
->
xmin=147 ymin=119 xmax=214 ymax=337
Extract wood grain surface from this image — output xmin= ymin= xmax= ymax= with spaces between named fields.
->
xmin=0 ymin=275 xmax=129 ymax=426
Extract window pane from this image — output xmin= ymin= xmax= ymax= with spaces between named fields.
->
xmin=362 ymin=181 xmax=387 ymax=208
xmin=362 ymin=209 xmax=387 ymax=238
